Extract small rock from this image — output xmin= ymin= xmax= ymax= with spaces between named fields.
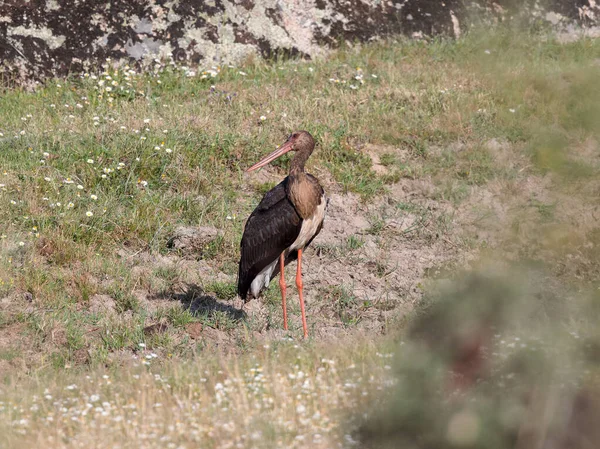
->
xmin=186 ymin=322 xmax=203 ymax=339
xmin=202 ymin=326 xmax=229 ymax=346
xmin=167 ymin=226 xmax=223 ymax=257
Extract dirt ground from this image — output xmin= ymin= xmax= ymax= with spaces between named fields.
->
xmin=85 ymin=144 xmax=471 ymax=351
xmin=1 ymin=137 xmax=597 ymax=373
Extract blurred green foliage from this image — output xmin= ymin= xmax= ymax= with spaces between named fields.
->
xmin=358 ymin=26 xmax=600 ymax=449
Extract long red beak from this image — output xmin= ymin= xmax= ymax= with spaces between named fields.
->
xmin=246 ymin=140 xmax=294 ymax=172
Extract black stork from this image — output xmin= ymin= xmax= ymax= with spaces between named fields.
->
xmin=238 ymin=131 xmax=326 ymax=338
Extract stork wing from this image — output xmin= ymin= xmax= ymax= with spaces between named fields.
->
xmin=238 ymin=178 xmax=302 ymax=299
xmin=273 ymin=179 xmax=326 ymax=275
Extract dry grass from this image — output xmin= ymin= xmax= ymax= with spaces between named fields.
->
xmin=0 ymin=339 xmax=393 ymax=448
xmin=0 ymin=27 xmax=599 ymax=448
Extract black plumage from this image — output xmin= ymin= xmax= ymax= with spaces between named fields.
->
xmin=238 ymin=178 xmax=302 ymax=300
xmin=238 ymin=130 xmax=324 ymax=338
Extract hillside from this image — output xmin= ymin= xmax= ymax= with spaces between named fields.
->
xmin=0 ymin=29 xmax=599 ymax=448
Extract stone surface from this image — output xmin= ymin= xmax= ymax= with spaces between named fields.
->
xmin=1 ymin=0 xmax=599 ymax=86
xmin=167 ymin=226 xmax=223 ymax=258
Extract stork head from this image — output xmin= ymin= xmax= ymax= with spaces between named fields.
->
xmin=246 ymin=131 xmax=315 ymax=172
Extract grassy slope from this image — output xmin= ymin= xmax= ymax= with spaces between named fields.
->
xmin=0 ymin=29 xmax=599 ymax=447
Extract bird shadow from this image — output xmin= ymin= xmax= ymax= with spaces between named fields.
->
xmin=150 ymin=283 xmax=246 ymax=322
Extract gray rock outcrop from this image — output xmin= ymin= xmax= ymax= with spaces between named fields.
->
xmin=1 ymin=0 xmax=598 ymax=86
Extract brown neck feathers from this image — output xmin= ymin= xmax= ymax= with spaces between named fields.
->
xmin=290 ymin=150 xmax=310 ymax=175
xmin=288 ymin=173 xmax=322 ymax=219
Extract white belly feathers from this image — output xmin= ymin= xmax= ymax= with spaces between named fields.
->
xmin=249 ymin=258 xmax=278 ymax=298
xmin=248 ymin=193 xmax=327 ymax=298
xmin=290 ymin=193 xmax=327 ymax=251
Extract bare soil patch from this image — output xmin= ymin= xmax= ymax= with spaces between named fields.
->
xmin=4 ymin=138 xmax=596 ymax=366
xmin=115 ymin=147 xmax=465 ymax=345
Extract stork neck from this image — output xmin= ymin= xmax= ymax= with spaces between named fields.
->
xmin=290 ymin=149 xmax=310 ymax=175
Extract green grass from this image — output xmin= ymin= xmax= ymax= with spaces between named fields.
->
xmin=346 ymin=235 xmax=365 ymax=250
xmin=0 ymin=26 xmax=600 ymax=449
xmin=1 ymin=28 xmax=599 ymax=358
xmin=205 ymin=281 xmax=238 ymax=301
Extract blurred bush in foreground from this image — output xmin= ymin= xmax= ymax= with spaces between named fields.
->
xmin=358 ymin=27 xmax=600 ymax=449
xmin=359 ymin=265 xmax=600 ymax=449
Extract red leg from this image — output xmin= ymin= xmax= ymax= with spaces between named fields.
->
xmin=296 ymin=249 xmax=308 ymax=338
xmin=279 ymin=253 xmax=288 ymax=330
